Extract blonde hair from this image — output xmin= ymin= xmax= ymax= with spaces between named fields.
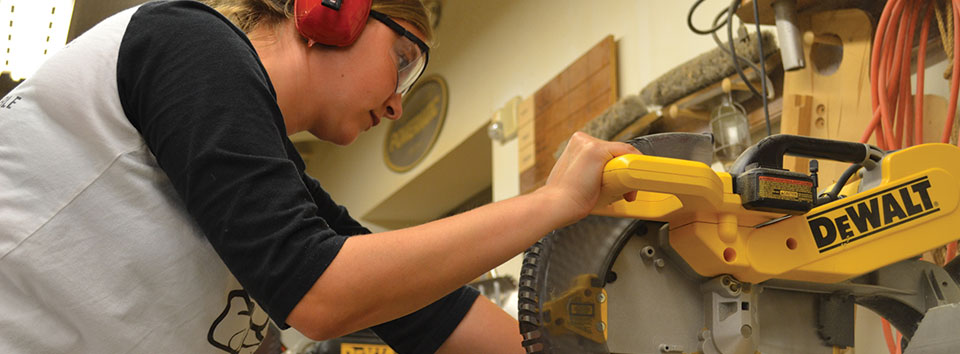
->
xmin=202 ymin=0 xmax=434 ymax=43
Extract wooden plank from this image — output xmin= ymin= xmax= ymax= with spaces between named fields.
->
xmin=780 ymin=8 xmax=874 ymax=183
xmin=519 ymin=35 xmax=618 ymax=194
xmin=517 ymin=96 xmax=536 ymax=172
xmin=781 ymin=94 xmax=813 ymax=175
xmin=735 ymin=0 xmax=863 ymax=25
xmin=919 ymin=94 xmax=952 ymax=144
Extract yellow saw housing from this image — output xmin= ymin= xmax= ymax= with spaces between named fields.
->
xmin=593 ymin=143 xmax=960 ymax=283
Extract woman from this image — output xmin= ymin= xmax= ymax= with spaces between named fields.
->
xmin=0 ymin=0 xmax=638 ymax=352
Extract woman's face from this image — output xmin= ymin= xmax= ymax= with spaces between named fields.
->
xmin=293 ymin=17 xmax=427 ymax=145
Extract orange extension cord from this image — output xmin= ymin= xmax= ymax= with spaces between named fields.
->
xmin=861 ymin=1 xmax=959 ymax=353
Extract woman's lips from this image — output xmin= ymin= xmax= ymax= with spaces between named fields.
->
xmin=369 ymin=111 xmax=381 ymax=129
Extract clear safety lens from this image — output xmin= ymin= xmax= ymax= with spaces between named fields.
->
xmin=369 ymin=10 xmax=430 ymax=95
xmin=394 ymin=36 xmax=427 ymax=95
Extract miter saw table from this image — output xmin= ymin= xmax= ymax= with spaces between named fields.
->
xmin=518 ymin=133 xmax=960 ymax=354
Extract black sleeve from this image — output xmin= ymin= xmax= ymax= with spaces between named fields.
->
xmin=117 ymin=0 xmax=345 ymax=329
xmin=117 ymin=1 xmax=480 ymax=350
xmin=302 ymin=174 xmax=371 ymax=237
xmin=302 ymin=174 xmax=481 ymax=353
xmin=372 ymin=286 xmax=480 ymax=353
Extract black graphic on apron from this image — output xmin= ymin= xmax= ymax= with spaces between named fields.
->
xmin=208 ymin=290 xmax=267 ymax=353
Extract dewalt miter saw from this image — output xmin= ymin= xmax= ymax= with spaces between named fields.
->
xmin=518 ymin=133 xmax=960 ymax=354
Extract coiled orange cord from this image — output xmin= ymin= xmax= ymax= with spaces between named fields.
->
xmin=863 ymin=0 xmax=960 ymax=150
xmin=861 ymin=1 xmax=960 ymax=352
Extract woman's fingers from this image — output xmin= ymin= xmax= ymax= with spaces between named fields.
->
xmin=544 ymin=132 xmax=641 ymax=220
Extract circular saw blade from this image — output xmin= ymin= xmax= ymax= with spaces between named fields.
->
xmin=518 ymin=217 xmax=842 ymax=354
xmin=518 ymin=215 xmax=638 ymax=353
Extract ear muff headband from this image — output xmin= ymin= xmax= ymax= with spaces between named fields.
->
xmin=294 ymin=0 xmax=373 ymax=47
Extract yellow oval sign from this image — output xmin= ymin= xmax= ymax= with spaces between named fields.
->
xmin=384 ymin=75 xmax=447 ymax=172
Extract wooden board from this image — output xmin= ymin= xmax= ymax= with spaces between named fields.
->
xmin=780 ymin=8 xmax=875 ymax=184
xmin=735 ymin=0 xmax=879 ymax=26
xmin=518 ymin=35 xmax=618 ymax=194
xmin=517 ymin=96 xmax=536 ymax=172
xmin=780 ymin=8 xmax=952 ymax=187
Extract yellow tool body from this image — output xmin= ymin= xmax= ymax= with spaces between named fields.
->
xmin=593 ymin=143 xmax=960 ymax=283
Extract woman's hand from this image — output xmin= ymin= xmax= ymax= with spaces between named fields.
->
xmin=540 ymin=132 xmax=641 ymax=225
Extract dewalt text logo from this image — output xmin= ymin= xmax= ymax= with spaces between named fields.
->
xmin=807 ymin=177 xmax=938 ymax=253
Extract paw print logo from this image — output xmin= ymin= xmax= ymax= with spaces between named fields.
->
xmin=208 ymin=290 xmax=268 ymax=354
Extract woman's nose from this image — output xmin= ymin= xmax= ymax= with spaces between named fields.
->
xmin=383 ymin=93 xmax=403 ymax=120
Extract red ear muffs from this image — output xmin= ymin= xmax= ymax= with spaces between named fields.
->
xmin=294 ymin=0 xmax=373 ymax=47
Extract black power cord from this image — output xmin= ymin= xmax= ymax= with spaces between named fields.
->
xmin=726 ymin=0 xmax=764 ymax=99
xmin=818 ymin=150 xmax=883 ymax=204
xmin=818 ymin=163 xmax=862 ymax=204
xmin=691 ymin=0 xmax=767 ymax=98
xmin=752 ymin=0 xmax=772 ymax=137
xmin=688 ymin=0 xmax=729 ymax=34
xmin=726 ymin=0 xmax=772 ymax=136
xmin=689 ymin=1 xmax=762 ymax=82
xmin=708 ymin=8 xmax=761 ymax=75
xmin=688 ymin=0 xmax=773 ymax=137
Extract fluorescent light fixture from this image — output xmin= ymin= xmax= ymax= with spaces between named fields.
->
xmin=0 ymin=0 xmax=75 ymax=81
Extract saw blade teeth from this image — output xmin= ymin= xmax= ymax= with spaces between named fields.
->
xmin=522 ymin=330 xmax=542 ymax=340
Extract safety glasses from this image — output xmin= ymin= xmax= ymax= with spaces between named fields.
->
xmin=369 ymin=10 xmax=429 ymax=95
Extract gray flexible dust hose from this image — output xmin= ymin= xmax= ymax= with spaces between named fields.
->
xmin=553 ymin=31 xmax=775 ymax=159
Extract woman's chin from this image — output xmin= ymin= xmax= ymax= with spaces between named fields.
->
xmin=330 ymin=133 xmax=358 ymax=146
xmin=306 ymin=129 xmax=357 ymax=146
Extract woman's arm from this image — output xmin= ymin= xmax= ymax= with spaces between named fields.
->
xmin=112 ymin=3 xmax=634 ymax=350
xmin=287 ymin=132 xmax=639 ymax=341
xmin=436 ymin=295 xmax=525 ymax=354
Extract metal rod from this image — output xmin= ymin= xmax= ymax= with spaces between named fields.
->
xmin=772 ymin=0 xmax=806 ymax=71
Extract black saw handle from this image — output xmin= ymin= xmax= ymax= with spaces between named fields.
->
xmin=728 ymin=134 xmax=871 ymax=175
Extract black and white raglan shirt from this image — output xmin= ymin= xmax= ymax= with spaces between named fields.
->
xmin=0 ymin=1 xmax=478 ymax=353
